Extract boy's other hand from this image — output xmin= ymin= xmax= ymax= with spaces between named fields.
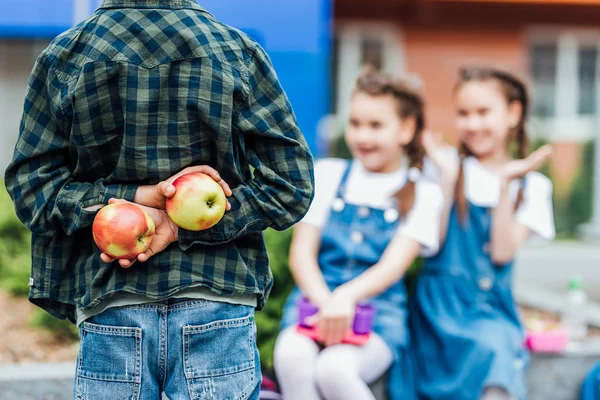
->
xmin=99 ymin=199 xmax=179 ymax=268
xmin=134 ymin=165 xmax=233 ymax=210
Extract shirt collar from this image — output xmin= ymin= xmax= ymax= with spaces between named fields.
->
xmin=99 ymin=0 xmax=205 ymax=12
xmin=352 ymin=158 xmax=409 ymax=189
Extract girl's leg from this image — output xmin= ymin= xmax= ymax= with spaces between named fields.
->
xmin=274 ymin=327 xmax=322 ymax=400
xmin=314 ymin=333 xmax=393 ymax=400
xmin=480 ymin=386 xmax=515 ymax=400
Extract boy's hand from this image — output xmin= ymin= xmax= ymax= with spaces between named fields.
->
xmin=99 ymin=199 xmax=179 ymax=268
xmin=134 ymin=165 xmax=233 ymax=210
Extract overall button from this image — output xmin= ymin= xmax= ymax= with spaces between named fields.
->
xmin=358 ymin=206 xmax=370 ymax=217
xmin=479 ymin=277 xmax=493 ymax=291
xmin=514 ymin=358 xmax=525 ymax=370
xmin=351 ymin=231 xmax=364 ymax=244
xmin=332 ymin=198 xmax=345 ymax=212
xmin=384 ymin=209 xmax=399 ymax=223
xmin=483 ymin=242 xmax=491 ymax=255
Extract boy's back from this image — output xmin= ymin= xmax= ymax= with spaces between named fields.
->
xmin=5 ymin=3 xmax=313 ymax=397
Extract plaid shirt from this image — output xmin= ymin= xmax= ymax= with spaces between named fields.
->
xmin=4 ymin=0 xmax=314 ymax=322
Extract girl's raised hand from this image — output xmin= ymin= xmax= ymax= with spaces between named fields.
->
xmin=501 ymin=144 xmax=553 ymax=181
xmin=422 ymin=130 xmax=459 ymax=184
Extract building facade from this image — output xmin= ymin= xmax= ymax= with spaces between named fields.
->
xmin=331 ymin=0 xmax=600 ymax=196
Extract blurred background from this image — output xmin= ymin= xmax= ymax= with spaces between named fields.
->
xmin=1 ymin=0 xmax=600 ymax=398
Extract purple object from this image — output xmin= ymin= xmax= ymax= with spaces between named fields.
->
xmin=297 ymin=297 xmax=375 ymax=334
xmin=298 ymin=296 xmax=319 ymax=328
xmin=353 ymin=303 xmax=375 ymax=335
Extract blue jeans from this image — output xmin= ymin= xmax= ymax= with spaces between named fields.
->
xmin=73 ymin=298 xmax=261 ymax=400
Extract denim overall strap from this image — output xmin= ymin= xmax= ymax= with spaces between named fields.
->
xmin=335 ymin=160 xmax=353 ymax=200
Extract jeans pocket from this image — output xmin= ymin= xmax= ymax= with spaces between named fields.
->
xmin=183 ymin=314 xmax=256 ymax=400
xmin=75 ymin=322 xmax=142 ymax=400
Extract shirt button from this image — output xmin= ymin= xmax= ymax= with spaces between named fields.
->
xmin=358 ymin=206 xmax=370 ymax=217
xmin=483 ymin=242 xmax=491 ymax=254
xmin=479 ymin=277 xmax=493 ymax=291
xmin=351 ymin=231 xmax=364 ymax=244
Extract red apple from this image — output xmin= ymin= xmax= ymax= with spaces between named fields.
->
xmin=166 ymin=172 xmax=227 ymax=231
xmin=92 ymin=203 xmax=155 ymax=261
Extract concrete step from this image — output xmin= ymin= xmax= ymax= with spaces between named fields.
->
xmin=2 ymin=354 xmax=600 ymax=400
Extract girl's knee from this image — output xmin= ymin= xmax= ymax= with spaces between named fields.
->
xmin=314 ymin=347 xmax=358 ymax=390
xmin=274 ymin=328 xmax=319 ymax=372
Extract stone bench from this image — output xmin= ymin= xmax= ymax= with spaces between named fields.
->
xmin=369 ymin=344 xmax=600 ymax=400
xmin=2 ymin=350 xmax=600 ymax=400
xmin=527 ymin=346 xmax=600 ymax=400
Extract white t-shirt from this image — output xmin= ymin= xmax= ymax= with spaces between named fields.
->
xmin=302 ymin=158 xmax=444 ymax=256
xmin=422 ymin=149 xmax=555 ymax=241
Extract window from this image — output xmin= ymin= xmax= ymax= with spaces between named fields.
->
xmin=314 ymin=23 xmax=404 ymax=156
xmin=529 ymin=30 xmax=600 ymax=142
xmin=579 ymin=45 xmax=597 ymax=115
xmin=530 ymin=43 xmax=557 ymax=118
xmin=360 ymin=36 xmax=385 ymax=70
xmin=330 ymin=22 xmax=404 ymax=121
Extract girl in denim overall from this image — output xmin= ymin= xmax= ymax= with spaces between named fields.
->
xmin=273 ymin=67 xmax=443 ymax=400
xmin=411 ymin=67 xmax=556 ymax=400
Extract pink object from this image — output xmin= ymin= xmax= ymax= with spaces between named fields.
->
xmin=525 ymin=329 xmax=568 ymax=353
xmin=296 ymin=325 xmax=371 ymax=346
xmin=296 ymin=297 xmax=374 ymax=345
xmin=261 ymin=376 xmax=278 ymax=391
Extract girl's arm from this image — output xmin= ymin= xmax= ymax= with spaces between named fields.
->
xmin=491 ymin=145 xmax=553 ymax=264
xmin=490 ymin=179 xmax=531 ymax=264
xmin=314 ymin=181 xmax=442 ymax=347
xmin=336 ymin=235 xmax=420 ymax=301
xmin=288 ymin=222 xmax=331 ymax=308
xmin=314 ymin=235 xmax=420 ymax=347
xmin=422 ymin=131 xmax=459 ymax=246
xmin=437 ymin=172 xmax=457 ymax=246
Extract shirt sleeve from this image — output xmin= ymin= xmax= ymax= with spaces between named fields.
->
xmin=395 ymin=181 xmax=444 ymax=257
xmin=4 ymin=52 xmax=137 ymax=237
xmin=300 ymin=159 xmax=346 ymax=229
xmin=515 ymin=173 xmax=556 ymax=242
xmin=178 ymin=40 xmax=315 ymax=248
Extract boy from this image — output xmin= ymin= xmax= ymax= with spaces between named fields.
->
xmin=4 ymin=1 xmax=314 ymax=398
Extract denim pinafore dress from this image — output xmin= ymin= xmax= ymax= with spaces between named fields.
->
xmin=410 ymin=193 xmax=528 ymax=400
xmin=281 ymin=161 xmax=415 ymax=399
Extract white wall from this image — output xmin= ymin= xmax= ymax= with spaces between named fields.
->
xmin=0 ymin=40 xmax=48 ymax=175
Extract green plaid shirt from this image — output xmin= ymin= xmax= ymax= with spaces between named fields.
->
xmin=4 ymin=0 xmax=314 ymax=322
